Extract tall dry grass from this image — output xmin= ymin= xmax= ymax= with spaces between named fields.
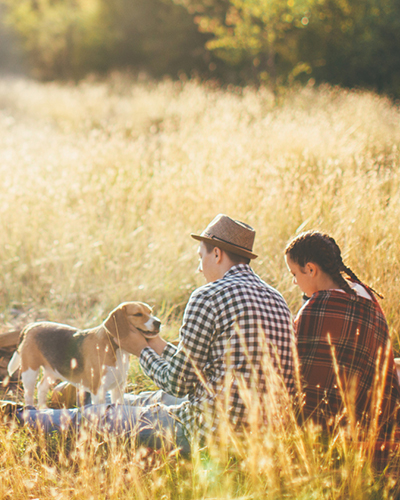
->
xmin=1 ymin=74 xmax=400 ymax=498
xmin=1 ymin=351 xmax=399 ymax=499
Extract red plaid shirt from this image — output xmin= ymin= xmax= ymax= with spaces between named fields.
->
xmin=294 ymin=288 xmax=400 ymax=432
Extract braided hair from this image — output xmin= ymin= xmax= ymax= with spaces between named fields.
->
xmin=285 ymin=231 xmax=383 ymax=299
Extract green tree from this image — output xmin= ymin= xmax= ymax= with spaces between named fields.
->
xmin=299 ymin=0 xmax=400 ymax=96
xmin=0 ymin=0 xmax=212 ymax=80
xmin=173 ymin=0 xmax=318 ymax=87
xmin=103 ymin=0 xmax=210 ymax=78
xmin=0 ymin=0 xmax=115 ymax=79
xmin=172 ymin=0 xmax=400 ymax=96
xmin=0 ymin=3 xmax=24 ymax=73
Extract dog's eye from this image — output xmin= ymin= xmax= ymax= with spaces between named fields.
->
xmin=133 ymin=313 xmax=143 ymax=317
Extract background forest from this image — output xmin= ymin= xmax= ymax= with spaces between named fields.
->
xmin=0 ymin=0 xmax=400 ymax=97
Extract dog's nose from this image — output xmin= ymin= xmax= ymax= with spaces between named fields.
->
xmin=153 ymin=319 xmax=161 ymax=331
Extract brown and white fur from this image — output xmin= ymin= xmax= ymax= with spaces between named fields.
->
xmin=7 ymin=302 xmax=161 ymax=408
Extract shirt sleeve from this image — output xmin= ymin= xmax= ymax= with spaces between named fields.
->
xmin=139 ymin=289 xmax=216 ymax=397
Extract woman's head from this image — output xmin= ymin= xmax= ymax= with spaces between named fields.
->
xmin=285 ymin=231 xmax=356 ymax=296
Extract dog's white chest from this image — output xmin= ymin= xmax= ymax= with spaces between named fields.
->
xmin=101 ymin=348 xmax=130 ymax=390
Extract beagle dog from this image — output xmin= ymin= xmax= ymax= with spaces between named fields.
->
xmin=7 ymin=302 xmax=161 ymax=408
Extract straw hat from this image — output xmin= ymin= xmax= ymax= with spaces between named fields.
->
xmin=191 ymin=214 xmax=258 ymax=259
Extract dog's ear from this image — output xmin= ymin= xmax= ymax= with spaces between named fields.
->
xmin=103 ymin=305 xmax=130 ymax=342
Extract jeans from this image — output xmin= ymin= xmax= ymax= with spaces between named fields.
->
xmin=17 ymin=390 xmax=191 ymax=455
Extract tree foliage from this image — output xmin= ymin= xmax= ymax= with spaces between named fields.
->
xmin=0 ymin=0 xmax=212 ymax=80
xmin=103 ymin=0 xmax=211 ymax=77
xmin=301 ymin=0 xmax=400 ymax=95
xmin=184 ymin=0 xmax=317 ymax=85
xmin=173 ymin=0 xmax=400 ymax=95
xmin=0 ymin=0 xmax=114 ymax=79
xmin=0 ymin=0 xmax=400 ymax=96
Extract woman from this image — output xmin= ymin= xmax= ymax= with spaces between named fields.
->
xmin=285 ymin=231 xmax=400 ymax=436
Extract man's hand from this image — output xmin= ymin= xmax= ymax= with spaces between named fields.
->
xmin=147 ymin=335 xmax=168 ymax=356
xmin=118 ymin=327 xmax=150 ymax=357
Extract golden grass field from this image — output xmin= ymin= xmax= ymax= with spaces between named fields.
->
xmin=1 ymin=74 xmax=400 ymax=498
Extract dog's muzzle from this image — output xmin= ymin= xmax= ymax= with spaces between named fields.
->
xmin=137 ymin=318 xmax=161 ymax=338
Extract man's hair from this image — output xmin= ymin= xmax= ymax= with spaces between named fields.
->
xmin=203 ymin=241 xmax=250 ymax=265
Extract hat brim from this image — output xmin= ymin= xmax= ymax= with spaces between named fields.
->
xmin=191 ymin=234 xmax=258 ymax=259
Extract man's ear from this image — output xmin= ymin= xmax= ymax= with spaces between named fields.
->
xmin=214 ymin=246 xmax=223 ymax=263
xmin=103 ymin=305 xmax=130 ymax=342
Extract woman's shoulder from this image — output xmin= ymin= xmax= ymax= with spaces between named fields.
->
xmin=296 ymin=287 xmax=383 ymax=324
xmin=299 ymin=289 xmax=341 ymax=308
xmin=297 ymin=288 xmax=373 ymax=316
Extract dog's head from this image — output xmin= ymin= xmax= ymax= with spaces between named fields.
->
xmin=103 ymin=302 xmax=161 ymax=345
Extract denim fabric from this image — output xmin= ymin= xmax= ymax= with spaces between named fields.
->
xmin=17 ymin=390 xmax=190 ymax=455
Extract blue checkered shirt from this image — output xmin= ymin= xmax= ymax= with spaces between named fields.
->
xmin=140 ymin=264 xmax=295 ymax=443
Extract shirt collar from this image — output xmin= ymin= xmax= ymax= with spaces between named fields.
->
xmin=223 ymin=263 xmax=252 ymax=278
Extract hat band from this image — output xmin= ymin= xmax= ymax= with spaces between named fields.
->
xmin=205 ymin=233 xmax=252 ymax=252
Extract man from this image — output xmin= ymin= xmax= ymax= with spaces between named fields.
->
xmin=126 ymin=214 xmax=295 ymax=446
xmin=1 ymin=214 xmax=294 ymax=452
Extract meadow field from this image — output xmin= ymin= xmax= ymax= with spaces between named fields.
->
xmin=1 ymin=75 xmax=400 ymax=498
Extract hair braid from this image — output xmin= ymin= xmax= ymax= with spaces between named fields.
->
xmin=342 ymin=263 xmax=384 ymax=299
xmin=316 ymin=234 xmax=355 ymax=295
xmin=329 ymin=236 xmax=384 ymax=298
